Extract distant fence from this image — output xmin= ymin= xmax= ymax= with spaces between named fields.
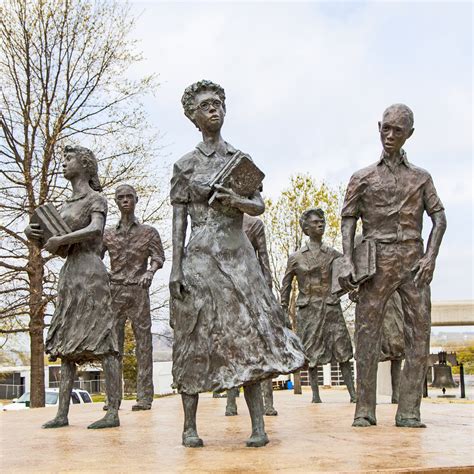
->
xmin=0 ymin=384 xmax=25 ymax=399
xmin=48 ymin=379 xmax=105 ymax=394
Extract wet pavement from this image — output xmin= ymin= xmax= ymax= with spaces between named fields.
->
xmin=1 ymin=388 xmax=473 ymax=473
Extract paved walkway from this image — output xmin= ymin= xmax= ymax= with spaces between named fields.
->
xmin=1 ymin=388 xmax=473 ymax=473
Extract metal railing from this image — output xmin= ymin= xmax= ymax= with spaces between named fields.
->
xmin=48 ymin=379 xmax=105 ymax=394
xmin=0 ymin=384 xmax=25 ymax=399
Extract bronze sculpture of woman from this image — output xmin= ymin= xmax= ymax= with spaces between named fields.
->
xmin=169 ymin=80 xmax=304 ymax=448
xmin=25 ymin=145 xmax=121 ymax=429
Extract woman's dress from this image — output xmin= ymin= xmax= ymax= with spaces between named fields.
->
xmin=45 ymin=191 xmax=119 ymax=363
xmin=170 ymin=142 xmax=305 ymax=394
xmin=281 ymin=243 xmax=353 ymax=368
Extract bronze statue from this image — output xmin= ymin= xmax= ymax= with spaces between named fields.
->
xmin=102 ymin=184 xmax=165 ymax=410
xmin=25 ymin=145 xmax=121 ymax=429
xmin=224 ymin=215 xmax=280 ymax=417
xmin=169 ymin=80 xmax=304 ymax=448
xmin=380 ymin=291 xmax=404 ymax=404
xmin=351 ymin=287 xmax=404 ymax=404
xmin=339 ymin=104 xmax=447 ymax=428
xmin=281 ymin=208 xmax=356 ymax=403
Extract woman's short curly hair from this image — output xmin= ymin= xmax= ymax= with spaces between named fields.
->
xmin=299 ymin=207 xmax=325 ymax=230
xmin=181 ymin=80 xmax=226 ymax=125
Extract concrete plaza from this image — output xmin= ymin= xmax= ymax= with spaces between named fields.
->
xmin=1 ymin=387 xmax=473 ymax=473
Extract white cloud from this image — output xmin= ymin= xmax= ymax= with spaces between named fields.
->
xmin=127 ymin=1 xmax=472 ymax=300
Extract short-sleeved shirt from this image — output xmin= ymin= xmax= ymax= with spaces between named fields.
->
xmin=341 ymin=151 xmax=444 ymax=243
xmin=103 ymin=218 xmax=165 ymax=285
xmin=169 ymin=141 xmax=243 ymax=226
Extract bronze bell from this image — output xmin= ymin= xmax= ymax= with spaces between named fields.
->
xmin=431 ymin=351 xmax=456 ymax=389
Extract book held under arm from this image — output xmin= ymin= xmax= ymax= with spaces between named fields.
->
xmin=30 ymin=203 xmax=71 ymax=257
xmin=208 ymin=151 xmax=265 ymax=207
xmin=331 ymin=240 xmax=376 ymax=296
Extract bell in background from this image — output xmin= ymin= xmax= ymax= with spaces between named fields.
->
xmin=431 ymin=351 xmax=457 ymax=394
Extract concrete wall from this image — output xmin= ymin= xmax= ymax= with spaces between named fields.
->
xmin=153 ymin=361 xmax=174 ymax=395
xmin=431 ymin=300 xmax=474 ymax=326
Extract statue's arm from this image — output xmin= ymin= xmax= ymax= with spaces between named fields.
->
xmin=43 ymin=213 xmax=104 ymax=254
xmin=148 ymin=228 xmax=165 ymax=272
xmin=412 ymin=210 xmax=447 ymax=287
xmin=255 ymin=227 xmax=273 ymax=289
xmin=214 ymin=186 xmax=265 ymax=216
xmin=338 ymin=216 xmax=358 ymax=292
xmin=280 ymin=256 xmax=296 ymax=308
xmin=169 ymin=204 xmax=188 ymax=300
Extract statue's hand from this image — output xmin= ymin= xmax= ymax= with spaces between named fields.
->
xmin=138 ymin=270 xmax=154 ymax=288
xmin=169 ymin=269 xmax=186 ymax=300
xmin=348 ymin=289 xmax=359 ymax=303
xmin=214 ymin=184 xmax=241 ymax=208
xmin=25 ymin=223 xmax=43 ymax=242
xmin=338 ymin=255 xmax=357 ymax=293
xmin=411 ymin=255 xmax=436 ymax=288
xmin=44 ymin=235 xmax=63 ymax=254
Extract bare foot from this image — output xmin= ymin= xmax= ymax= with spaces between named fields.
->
xmin=264 ymin=407 xmax=278 ymax=416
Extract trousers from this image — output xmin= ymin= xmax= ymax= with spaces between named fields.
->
xmin=111 ymin=283 xmax=154 ymax=406
xmin=355 ymin=241 xmax=431 ymax=423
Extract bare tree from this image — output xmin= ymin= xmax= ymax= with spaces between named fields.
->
xmin=0 ymin=0 xmax=164 ymax=407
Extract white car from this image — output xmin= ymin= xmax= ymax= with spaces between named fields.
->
xmin=2 ymin=388 xmax=92 ymax=411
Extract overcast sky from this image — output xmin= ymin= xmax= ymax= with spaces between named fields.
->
xmin=127 ymin=1 xmax=472 ymax=302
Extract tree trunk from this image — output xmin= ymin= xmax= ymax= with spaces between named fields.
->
xmin=293 ymin=371 xmax=302 ymax=395
xmin=27 ymin=245 xmax=45 ymax=408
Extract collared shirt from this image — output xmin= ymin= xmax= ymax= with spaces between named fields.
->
xmin=169 ymin=141 xmax=237 ymax=208
xmin=281 ymin=242 xmax=341 ymax=307
xmin=103 ymin=218 xmax=165 ymax=285
xmin=341 ymin=151 xmax=444 ymax=243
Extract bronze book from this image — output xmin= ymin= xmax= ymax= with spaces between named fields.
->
xmin=208 ymin=151 xmax=265 ymax=206
xmin=30 ymin=203 xmax=71 ymax=257
xmin=331 ymin=240 xmax=376 ymax=296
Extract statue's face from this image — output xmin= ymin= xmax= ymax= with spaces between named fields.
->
xmin=303 ymin=214 xmax=325 ymax=238
xmin=191 ymin=90 xmax=225 ymax=133
xmin=115 ymin=187 xmax=137 ymax=214
xmin=378 ymin=111 xmax=413 ymax=155
xmin=62 ymin=150 xmax=85 ymax=181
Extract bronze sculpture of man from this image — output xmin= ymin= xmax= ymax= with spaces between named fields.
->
xmin=339 ymin=104 xmax=447 ymax=428
xmin=281 ymin=208 xmax=356 ymax=403
xmin=169 ymin=80 xmax=304 ymax=448
xmin=102 ymin=184 xmax=165 ymax=411
xmin=224 ymin=214 xmax=279 ymax=417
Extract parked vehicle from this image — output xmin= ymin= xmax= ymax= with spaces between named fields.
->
xmin=2 ymin=388 xmax=92 ymax=411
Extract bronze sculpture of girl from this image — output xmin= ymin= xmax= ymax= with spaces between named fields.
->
xmin=25 ymin=145 xmax=121 ymax=429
